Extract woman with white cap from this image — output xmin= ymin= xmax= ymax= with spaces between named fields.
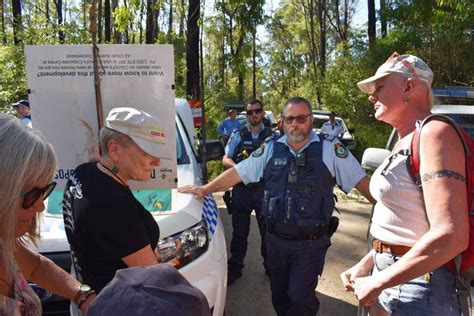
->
xmin=340 ymin=52 xmax=468 ymax=315
xmin=62 ymin=107 xmax=175 ymax=313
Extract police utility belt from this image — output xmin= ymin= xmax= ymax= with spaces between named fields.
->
xmin=267 ymin=220 xmax=327 ymax=241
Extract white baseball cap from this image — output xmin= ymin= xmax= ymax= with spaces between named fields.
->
xmin=357 ymin=52 xmax=434 ymax=94
xmin=105 ymin=107 xmax=167 ymax=158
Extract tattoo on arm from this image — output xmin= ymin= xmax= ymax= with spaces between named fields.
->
xmin=422 ymin=169 xmax=466 ymax=183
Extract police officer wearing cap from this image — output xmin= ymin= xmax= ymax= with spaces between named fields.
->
xmin=320 ymin=111 xmax=344 ymax=139
xmin=179 ymin=96 xmax=374 ymax=315
xmin=12 ymin=99 xmax=32 ymax=128
xmin=223 ymin=98 xmax=273 ymax=285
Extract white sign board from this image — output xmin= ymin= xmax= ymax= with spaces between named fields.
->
xmin=25 ymin=45 xmax=177 ymax=190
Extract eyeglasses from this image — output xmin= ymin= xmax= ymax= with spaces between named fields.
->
xmin=22 ymin=181 xmax=57 ymax=209
xmin=246 ymin=109 xmax=263 ymax=115
xmin=283 ymin=114 xmax=312 ymax=124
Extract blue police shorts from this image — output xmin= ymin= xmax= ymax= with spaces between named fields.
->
xmin=373 ymin=252 xmax=461 ymax=316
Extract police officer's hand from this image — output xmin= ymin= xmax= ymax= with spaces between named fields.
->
xmin=352 ymin=275 xmax=383 ymax=307
xmin=178 ymin=185 xmax=207 ymax=200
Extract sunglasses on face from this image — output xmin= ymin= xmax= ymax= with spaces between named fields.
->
xmin=283 ymin=114 xmax=312 ymax=124
xmin=246 ymin=108 xmax=263 ymax=115
xmin=22 ymin=181 xmax=57 ymax=209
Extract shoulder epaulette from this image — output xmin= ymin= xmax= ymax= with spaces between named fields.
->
xmin=320 ymin=133 xmax=336 ymax=141
xmin=264 ymin=134 xmax=279 ymax=143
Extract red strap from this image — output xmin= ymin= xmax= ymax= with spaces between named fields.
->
xmin=409 ymin=114 xmax=468 ymax=186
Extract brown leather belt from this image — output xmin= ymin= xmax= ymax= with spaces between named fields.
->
xmin=372 ymin=239 xmax=411 ymax=256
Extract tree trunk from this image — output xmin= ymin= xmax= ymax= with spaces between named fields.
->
xmin=252 ymin=29 xmax=256 ymax=98
xmin=178 ymin=0 xmax=184 ymax=37
xmin=139 ymin=1 xmax=144 ymax=43
xmin=168 ymin=0 xmax=173 ymax=35
xmin=186 ymin=0 xmax=200 ymax=98
xmin=145 ymin=0 xmax=153 ymax=43
xmin=104 ymin=0 xmax=110 ymax=42
xmin=54 ymin=0 xmax=64 ymax=43
xmin=123 ymin=0 xmax=129 ymax=43
xmin=153 ymin=0 xmax=159 ymax=41
xmin=220 ymin=2 xmax=225 ymax=83
xmin=11 ymin=0 xmax=21 ymax=44
xmin=112 ymin=0 xmax=121 ymax=43
xmin=318 ymin=0 xmax=326 ymax=78
xmin=2 ymin=0 xmax=6 ymax=44
xmin=98 ymin=0 xmax=102 ymax=42
xmin=82 ymin=0 xmax=86 ymax=29
xmin=380 ymin=0 xmax=386 ymax=38
xmin=368 ymin=0 xmax=376 ymax=47
xmin=45 ymin=0 xmax=49 ymax=26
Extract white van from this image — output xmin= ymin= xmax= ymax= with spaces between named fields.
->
xmin=30 ymin=99 xmax=228 ymax=315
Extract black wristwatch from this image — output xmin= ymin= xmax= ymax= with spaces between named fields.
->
xmin=73 ymin=284 xmax=95 ymax=309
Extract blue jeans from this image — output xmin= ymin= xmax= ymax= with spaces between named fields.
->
xmin=373 ymin=252 xmax=461 ymax=315
xmin=266 ymin=232 xmax=330 ymax=316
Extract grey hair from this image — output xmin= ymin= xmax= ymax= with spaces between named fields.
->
xmin=0 ymin=114 xmax=56 ymax=277
xmin=283 ymin=96 xmax=313 ymax=113
xmin=99 ymin=127 xmax=132 ymax=158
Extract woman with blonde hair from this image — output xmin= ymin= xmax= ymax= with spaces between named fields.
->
xmin=0 ymin=114 xmax=95 ymax=315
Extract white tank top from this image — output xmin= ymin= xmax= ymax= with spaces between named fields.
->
xmin=369 ymin=149 xmax=429 ymax=247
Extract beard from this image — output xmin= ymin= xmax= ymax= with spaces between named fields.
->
xmin=284 ymin=125 xmax=311 ymax=143
xmin=248 ymin=117 xmax=262 ymax=126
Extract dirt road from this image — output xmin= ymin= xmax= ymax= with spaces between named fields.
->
xmin=215 ymin=191 xmax=373 ymax=316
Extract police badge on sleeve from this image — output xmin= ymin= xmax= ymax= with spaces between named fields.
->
xmin=252 ymin=144 xmax=265 ymax=157
xmin=334 ymin=143 xmax=348 ymax=158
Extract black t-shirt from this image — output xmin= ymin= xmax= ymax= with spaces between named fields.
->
xmin=62 ymin=162 xmax=160 ymax=292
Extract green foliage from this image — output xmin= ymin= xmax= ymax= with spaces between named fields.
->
xmin=0 ymin=46 xmax=27 ymax=113
xmin=0 ymin=0 xmax=472 ymax=180
xmin=322 ymin=46 xmax=392 ymax=158
xmin=114 ymin=6 xmax=134 ymax=33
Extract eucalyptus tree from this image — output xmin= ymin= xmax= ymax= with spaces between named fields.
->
xmin=214 ymin=0 xmax=265 ymax=100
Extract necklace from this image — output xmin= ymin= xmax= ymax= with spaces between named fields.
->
xmin=98 ymin=162 xmax=130 ymax=189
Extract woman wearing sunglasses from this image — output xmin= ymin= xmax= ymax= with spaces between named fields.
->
xmin=0 ymin=114 xmax=95 ymax=315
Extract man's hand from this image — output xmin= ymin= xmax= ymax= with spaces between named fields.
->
xmin=178 ymin=185 xmax=207 ymax=200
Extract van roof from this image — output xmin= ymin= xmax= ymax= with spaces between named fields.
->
xmin=432 ymin=104 xmax=474 ymax=114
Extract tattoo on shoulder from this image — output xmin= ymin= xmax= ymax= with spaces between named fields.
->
xmin=421 ymin=169 xmax=466 ymax=182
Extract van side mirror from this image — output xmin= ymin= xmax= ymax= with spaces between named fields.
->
xmin=198 ymin=139 xmax=225 ymax=162
xmin=361 ymin=148 xmax=390 ymax=171
xmin=348 ymin=128 xmax=355 ymax=134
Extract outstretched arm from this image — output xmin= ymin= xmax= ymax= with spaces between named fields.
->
xmin=178 ymin=167 xmax=242 ymax=200
xmin=354 ymin=176 xmax=375 ymax=204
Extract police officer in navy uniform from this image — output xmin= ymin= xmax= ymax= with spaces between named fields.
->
xmin=320 ymin=111 xmax=344 ymax=139
xmin=223 ymin=98 xmax=273 ymax=285
xmin=179 ymin=96 xmax=374 ymax=315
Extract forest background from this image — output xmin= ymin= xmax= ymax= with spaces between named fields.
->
xmin=0 ymin=0 xmax=472 ymax=178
